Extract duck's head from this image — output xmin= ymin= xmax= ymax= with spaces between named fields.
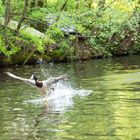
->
xmin=31 ymin=74 xmax=38 ymax=81
xmin=33 ymin=75 xmax=38 ymax=81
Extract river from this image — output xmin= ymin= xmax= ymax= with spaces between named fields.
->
xmin=0 ymin=55 xmax=140 ymax=140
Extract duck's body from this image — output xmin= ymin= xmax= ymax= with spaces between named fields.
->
xmin=6 ymin=72 xmax=67 ymax=95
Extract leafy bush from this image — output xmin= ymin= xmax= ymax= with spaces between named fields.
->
xmin=0 ymin=35 xmax=21 ymax=56
xmin=29 ymin=8 xmax=48 ymax=20
xmin=20 ymin=30 xmax=44 ymax=52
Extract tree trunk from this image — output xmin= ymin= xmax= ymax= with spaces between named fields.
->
xmin=3 ymin=0 xmax=11 ymax=49
xmin=2 ymin=0 xmax=5 ymax=4
xmin=30 ymin=0 xmax=45 ymax=8
xmin=75 ymin=31 xmax=80 ymax=59
xmin=4 ymin=0 xmax=11 ymax=27
xmin=75 ymin=0 xmax=79 ymax=9
xmin=74 ymin=1 xmax=80 ymax=58
xmin=60 ymin=0 xmax=68 ymax=11
xmin=16 ymin=0 xmax=29 ymax=31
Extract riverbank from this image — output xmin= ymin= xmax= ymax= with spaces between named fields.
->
xmin=0 ymin=46 xmax=139 ymax=66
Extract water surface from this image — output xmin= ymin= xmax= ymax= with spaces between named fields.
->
xmin=0 ymin=55 xmax=140 ymax=140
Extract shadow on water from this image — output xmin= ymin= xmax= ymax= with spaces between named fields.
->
xmin=0 ymin=55 xmax=140 ymax=140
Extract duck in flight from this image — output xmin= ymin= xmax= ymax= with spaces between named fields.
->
xmin=6 ymin=72 xmax=67 ymax=95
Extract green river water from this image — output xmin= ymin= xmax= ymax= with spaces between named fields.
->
xmin=0 ymin=55 xmax=140 ymax=140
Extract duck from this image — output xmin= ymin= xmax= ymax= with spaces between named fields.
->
xmin=6 ymin=72 xmax=67 ymax=95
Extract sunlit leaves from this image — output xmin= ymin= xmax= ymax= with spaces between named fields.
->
xmin=20 ymin=30 xmax=44 ymax=53
xmin=0 ymin=0 xmax=140 ymax=60
xmin=0 ymin=1 xmax=4 ymax=17
xmin=0 ymin=35 xmax=21 ymax=56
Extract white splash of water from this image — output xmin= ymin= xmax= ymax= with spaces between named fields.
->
xmin=27 ymin=82 xmax=93 ymax=112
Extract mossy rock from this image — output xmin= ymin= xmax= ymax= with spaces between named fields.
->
xmin=81 ymin=49 xmax=92 ymax=60
xmin=0 ymin=56 xmax=12 ymax=66
xmin=0 ymin=52 xmax=36 ymax=66
xmin=40 ymin=54 xmax=51 ymax=62
xmin=48 ymin=50 xmax=65 ymax=62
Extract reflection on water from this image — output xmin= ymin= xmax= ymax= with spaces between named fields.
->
xmin=0 ymin=55 xmax=140 ymax=140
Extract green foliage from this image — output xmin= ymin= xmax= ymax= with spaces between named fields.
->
xmin=1 ymin=0 xmax=140 ymax=64
xmin=46 ymin=25 xmax=64 ymax=40
xmin=88 ymin=38 xmax=112 ymax=57
xmin=29 ymin=8 xmax=49 ymax=20
xmin=20 ymin=30 xmax=44 ymax=52
xmin=43 ymin=36 xmax=55 ymax=46
xmin=58 ymin=41 xmax=74 ymax=58
xmin=0 ymin=1 xmax=4 ymax=17
xmin=44 ymin=1 xmax=140 ymax=58
xmin=11 ymin=0 xmax=24 ymax=12
xmin=0 ymin=35 xmax=21 ymax=56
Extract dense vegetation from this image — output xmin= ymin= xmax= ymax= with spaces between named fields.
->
xmin=0 ymin=0 xmax=140 ymax=65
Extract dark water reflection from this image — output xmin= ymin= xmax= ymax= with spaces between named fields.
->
xmin=0 ymin=55 xmax=140 ymax=140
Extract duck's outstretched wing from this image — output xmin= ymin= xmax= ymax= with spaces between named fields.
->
xmin=6 ymin=72 xmax=28 ymax=81
xmin=6 ymin=72 xmax=36 ymax=86
xmin=44 ymin=74 xmax=67 ymax=85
